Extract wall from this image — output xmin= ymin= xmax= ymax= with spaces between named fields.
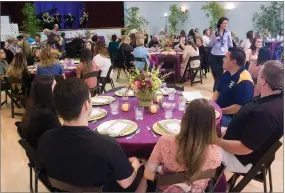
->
xmin=124 ymin=2 xmax=272 ymax=39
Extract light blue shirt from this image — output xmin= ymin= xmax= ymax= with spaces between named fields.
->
xmin=133 ymin=46 xmax=149 ymax=70
xmin=209 ymin=30 xmax=233 ymax=56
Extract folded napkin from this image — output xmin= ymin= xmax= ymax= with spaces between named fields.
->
xmin=182 ymin=91 xmax=204 ymax=102
xmin=89 ymin=108 xmax=103 ymax=118
xmin=157 ymin=121 xmax=181 ymax=135
xmin=91 ymin=97 xmax=109 ymax=104
xmin=119 ymin=89 xmax=134 ymax=96
xmin=100 ymin=120 xmax=132 ymax=136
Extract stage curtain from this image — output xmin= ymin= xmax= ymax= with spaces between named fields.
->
xmin=34 ymin=1 xmax=84 ymax=29
xmin=84 ymin=2 xmax=124 ymax=28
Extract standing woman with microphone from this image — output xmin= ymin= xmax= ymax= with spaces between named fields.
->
xmin=209 ymin=17 xmax=233 ymax=91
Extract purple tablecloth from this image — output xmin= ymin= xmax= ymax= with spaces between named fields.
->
xmin=65 ymin=69 xmax=76 ymax=77
xmin=150 ymin=53 xmax=183 ymax=81
xmin=89 ymin=91 xmax=226 ymax=192
xmin=89 ymin=91 xmax=222 ymax=157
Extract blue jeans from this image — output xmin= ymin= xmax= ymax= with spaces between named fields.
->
xmin=221 ymin=115 xmax=233 ymax=127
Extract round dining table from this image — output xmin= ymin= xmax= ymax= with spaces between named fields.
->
xmin=89 ymin=89 xmax=222 ymax=158
xmin=89 ymin=88 xmax=226 ymax=192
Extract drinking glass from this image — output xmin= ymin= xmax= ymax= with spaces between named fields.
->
xmin=110 ymin=101 xmax=119 ymax=115
xmin=134 ymin=106 xmax=144 ymax=121
xmin=178 ymin=96 xmax=186 ymax=111
xmin=168 ymin=89 xmax=175 ymax=101
xmin=162 ymin=102 xmax=175 ymax=119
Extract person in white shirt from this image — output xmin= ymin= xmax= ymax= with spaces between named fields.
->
xmin=276 ymin=29 xmax=284 ymax=41
xmin=241 ymin=30 xmax=253 ymax=52
xmin=202 ymin=29 xmax=210 ymax=47
xmin=93 ymin=40 xmax=112 ymax=77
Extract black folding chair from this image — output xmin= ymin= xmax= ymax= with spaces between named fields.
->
xmin=82 ymin=70 xmax=102 ymax=97
xmin=113 ymin=49 xmax=131 ymax=81
xmin=158 ymin=55 xmax=177 ymax=86
xmin=1 ymin=79 xmax=9 ymax=106
xmin=228 ymin=139 xmax=283 ymax=192
xmin=99 ymin=66 xmax=114 ymax=94
xmin=48 ymin=177 xmax=102 ymax=192
xmin=4 ymin=77 xmax=27 ymax=118
xmin=153 ymin=162 xmax=226 ymax=193
xmin=18 ymin=139 xmax=55 ymax=193
xmin=181 ymin=56 xmax=203 ymax=86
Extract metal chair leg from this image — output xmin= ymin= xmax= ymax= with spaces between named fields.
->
xmin=268 ymin=166 xmax=273 ymax=193
xmin=263 ymin=166 xmax=268 ymax=193
xmin=35 ymin=171 xmax=39 ymax=193
xmin=29 ymin=165 xmax=34 ymax=193
xmin=11 ymin=96 xmax=14 ymax=118
xmin=228 ymin=174 xmax=239 ymax=192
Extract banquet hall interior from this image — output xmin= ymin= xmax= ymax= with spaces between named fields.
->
xmin=0 ymin=1 xmax=284 ymax=192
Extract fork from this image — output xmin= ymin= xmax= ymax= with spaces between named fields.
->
xmin=146 ymin=126 xmax=157 ymax=137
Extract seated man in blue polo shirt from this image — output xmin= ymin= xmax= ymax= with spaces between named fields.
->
xmin=212 ymin=47 xmax=254 ymax=127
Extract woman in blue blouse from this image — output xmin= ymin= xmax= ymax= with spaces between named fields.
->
xmin=133 ymin=37 xmax=151 ymax=70
xmin=209 ymin=17 xmax=233 ymax=91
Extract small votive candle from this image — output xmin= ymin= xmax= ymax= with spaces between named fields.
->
xmin=149 ymin=104 xmax=159 ymax=114
xmin=121 ymin=101 xmax=130 ymax=112
xmin=155 ymin=95 xmax=164 ymax=104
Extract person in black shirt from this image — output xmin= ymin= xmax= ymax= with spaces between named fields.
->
xmin=20 ymin=76 xmax=60 ymax=149
xmin=37 ymin=78 xmax=143 ymax=191
xmin=148 ymin=35 xmax=160 ymax=48
xmin=117 ymin=35 xmax=134 ymax=69
xmin=217 ymin=61 xmax=284 ymax=173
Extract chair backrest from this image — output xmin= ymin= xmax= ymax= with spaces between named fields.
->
xmin=18 ymin=139 xmax=44 ymax=170
xmin=54 ymin=75 xmax=64 ymax=83
xmin=189 ymin=56 xmax=201 ymax=62
xmin=134 ymin=57 xmax=146 ymax=62
xmin=159 ymin=55 xmax=177 ymax=69
xmin=166 ymin=84 xmax=184 ymax=91
xmin=155 ymin=162 xmax=226 ymax=189
xmin=48 ymin=177 xmax=102 ymax=192
xmin=82 ymin=70 xmax=101 ymax=80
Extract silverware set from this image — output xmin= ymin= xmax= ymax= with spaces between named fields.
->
xmin=146 ymin=126 xmax=156 ymax=137
xmin=126 ymin=128 xmax=141 ymax=139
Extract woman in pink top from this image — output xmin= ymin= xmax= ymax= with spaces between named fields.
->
xmin=76 ymin=48 xmax=99 ymax=88
xmin=245 ymin=37 xmax=262 ymax=76
xmin=142 ymin=99 xmax=222 ymax=193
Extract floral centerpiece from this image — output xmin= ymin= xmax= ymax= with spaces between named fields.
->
xmin=128 ymin=65 xmax=163 ymax=107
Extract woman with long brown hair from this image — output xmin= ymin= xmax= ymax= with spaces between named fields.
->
xmin=180 ymin=39 xmax=200 ymax=81
xmin=93 ymin=40 xmax=112 ymax=77
xmin=21 ymin=76 xmax=60 ymax=149
xmin=143 ymin=99 xmax=221 ymax=192
xmin=6 ymin=52 xmax=33 ymax=94
xmin=76 ymin=48 xmax=99 ymax=88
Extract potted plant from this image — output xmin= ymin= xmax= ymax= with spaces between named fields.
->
xmin=168 ymin=5 xmax=188 ymax=35
xmin=201 ymin=2 xmax=226 ymax=30
xmin=21 ymin=3 xmax=41 ymax=37
xmin=252 ymin=2 xmax=284 ymax=37
xmin=124 ymin=7 xmax=149 ymax=34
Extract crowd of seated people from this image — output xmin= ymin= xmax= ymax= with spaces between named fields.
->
xmin=0 ymin=19 xmax=283 ymax=193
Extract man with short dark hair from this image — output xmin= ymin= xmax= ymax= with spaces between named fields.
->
xmin=38 ymin=78 xmax=143 ymax=191
xmin=212 ymin=47 xmax=254 ymax=127
xmin=218 ymin=61 xmax=284 ymax=173
xmin=34 ymin=34 xmax=41 ymax=44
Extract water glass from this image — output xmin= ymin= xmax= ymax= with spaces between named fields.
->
xmin=134 ymin=106 xmax=144 ymax=121
xmin=168 ymin=89 xmax=175 ymax=101
xmin=178 ymin=97 xmax=186 ymax=111
xmin=110 ymin=101 xmax=119 ymax=115
xmin=162 ymin=102 xmax=175 ymax=119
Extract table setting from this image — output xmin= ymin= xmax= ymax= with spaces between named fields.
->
xmin=88 ymin=87 xmax=222 ymax=158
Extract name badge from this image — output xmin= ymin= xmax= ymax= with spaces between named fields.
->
xmin=221 ymin=46 xmax=225 ymax=52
